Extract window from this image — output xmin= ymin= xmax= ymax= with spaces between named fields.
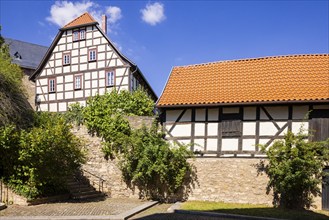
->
xmin=89 ymin=49 xmax=97 ymax=61
xmin=74 ymin=75 xmax=82 ymax=90
xmin=80 ymin=30 xmax=86 ymax=40
xmin=106 ymin=71 xmax=114 ymax=87
xmin=49 ymin=78 xmax=56 ymax=93
xmin=63 ymin=53 xmax=70 ymax=65
xmin=73 ymin=31 xmax=79 ymax=41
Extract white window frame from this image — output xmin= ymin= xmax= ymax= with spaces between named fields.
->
xmin=63 ymin=53 xmax=70 ymax=65
xmin=106 ymin=71 xmax=114 ymax=87
xmin=73 ymin=31 xmax=79 ymax=41
xmin=74 ymin=75 xmax=82 ymax=90
xmin=80 ymin=30 xmax=86 ymax=40
xmin=49 ymin=78 xmax=56 ymax=93
xmin=89 ymin=49 xmax=97 ymax=61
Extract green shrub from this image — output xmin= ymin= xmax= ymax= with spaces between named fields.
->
xmin=0 ymin=113 xmax=86 ymax=199
xmin=259 ymin=127 xmax=329 ymax=209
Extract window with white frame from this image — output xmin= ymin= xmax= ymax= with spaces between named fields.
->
xmin=80 ymin=30 xmax=86 ymax=40
xmin=63 ymin=53 xmax=70 ymax=65
xmin=73 ymin=31 xmax=79 ymax=41
xmin=89 ymin=49 xmax=97 ymax=61
xmin=106 ymin=71 xmax=114 ymax=87
xmin=49 ymin=78 xmax=56 ymax=93
xmin=74 ymin=75 xmax=82 ymax=90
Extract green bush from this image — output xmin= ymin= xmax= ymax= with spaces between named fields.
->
xmin=83 ymin=89 xmax=197 ymax=201
xmin=259 ymin=127 xmax=329 ymax=209
xmin=121 ymin=124 xmax=196 ymax=201
xmin=0 ymin=113 xmax=86 ymax=199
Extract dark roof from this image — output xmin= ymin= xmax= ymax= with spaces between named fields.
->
xmin=4 ymin=38 xmax=48 ymax=70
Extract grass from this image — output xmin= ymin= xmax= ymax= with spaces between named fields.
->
xmin=181 ymin=201 xmax=329 ymax=220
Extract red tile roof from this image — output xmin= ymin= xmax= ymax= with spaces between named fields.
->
xmin=157 ymin=54 xmax=329 ymax=107
xmin=63 ymin=12 xmax=97 ymax=29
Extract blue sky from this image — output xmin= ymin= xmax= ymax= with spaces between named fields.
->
xmin=1 ymin=1 xmax=328 ymax=96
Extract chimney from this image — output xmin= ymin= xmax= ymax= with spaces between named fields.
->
xmin=102 ymin=14 xmax=107 ymax=34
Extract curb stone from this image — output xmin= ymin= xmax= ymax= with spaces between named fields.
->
xmin=174 ymin=209 xmax=286 ymax=220
xmin=0 ymin=201 xmax=159 ymax=220
xmin=0 ymin=203 xmax=6 ymax=211
xmin=169 ymin=202 xmax=286 ymax=220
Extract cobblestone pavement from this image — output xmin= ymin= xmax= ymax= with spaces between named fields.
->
xmin=0 ymin=198 xmax=146 ymax=217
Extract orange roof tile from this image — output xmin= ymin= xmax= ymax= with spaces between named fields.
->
xmin=63 ymin=12 xmax=97 ymax=29
xmin=157 ymin=54 xmax=329 ymax=107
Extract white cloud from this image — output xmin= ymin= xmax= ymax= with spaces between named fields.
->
xmin=46 ymin=1 xmax=122 ymax=32
xmin=46 ymin=1 xmax=95 ymax=27
xmin=106 ymin=6 xmax=122 ymax=24
xmin=140 ymin=2 xmax=166 ymax=26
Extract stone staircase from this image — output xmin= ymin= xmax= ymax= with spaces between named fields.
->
xmin=66 ymin=172 xmax=105 ymax=200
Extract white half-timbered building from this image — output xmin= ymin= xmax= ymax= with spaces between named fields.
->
xmin=30 ymin=12 xmax=157 ymax=112
xmin=157 ymin=54 xmax=329 ymax=157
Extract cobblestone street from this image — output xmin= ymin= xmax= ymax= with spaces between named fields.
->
xmin=0 ymin=198 xmax=146 ymax=217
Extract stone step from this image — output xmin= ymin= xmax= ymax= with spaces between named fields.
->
xmin=71 ymin=192 xmax=104 ymax=200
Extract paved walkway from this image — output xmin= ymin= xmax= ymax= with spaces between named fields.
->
xmin=0 ymin=198 xmax=152 ymax=219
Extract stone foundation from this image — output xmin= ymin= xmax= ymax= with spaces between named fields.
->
xmin=187 ymin=158 xmax=272 ymax=205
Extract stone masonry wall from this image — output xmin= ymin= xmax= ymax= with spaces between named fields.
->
xmin=0 ymin=182 xmax=28 ymax=205
xmin=71 ymin=116 xmax=155 ymax=198
xmin=188 ymin=158 xmax=272 ymax=205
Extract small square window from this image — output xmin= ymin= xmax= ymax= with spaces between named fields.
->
xmin=63 ymin=53 xmax=70 ymax=65
xmin=73 ymin=31 xmax=79 ymax=41
xmin=49 ymin=78 xmax=56 ymax=93
xmin=106 ymin=71 xmax=114 ymax=87
xmin=74 ymin=75 xmax=82 ymax=90
xmin=80 ymin=30 xmax=86 ymax=40
xmin=89 ymin=49 xmax=97 ymax=61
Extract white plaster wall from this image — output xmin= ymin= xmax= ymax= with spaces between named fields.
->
xmin=293 ymin=105 xmax=309 ymax=119
xmin=260 ymin=106 xmax=288 ymax=120
xmin=167 ymin=124 xmax=191 ymax=137
xmin=57 ymin=93 xmax=63 ymax=100
xmin=194 ymin=139 xmax=204 ymax=151
xmin=166 ymin=110 xmax=184 ymax=122
xmin=259 ymin=122 xmax=287 ymax=136
xmin=207 ymin=138 xmax=218 ymax=151
xmin=63 ymin=66 xmax=70 ymax=73
xmin=59 ymin=102 xmax=67 ymax=112
xmin=208 ymin=108 xmax=218 ymax=121
xmin=195 ymin=123 xmax=205 ymax=136
xmin=222 ymin=138 xmax=239 ymax=151
xmin=49 ymin=93 xmax=56 ymax=101
xmin=49 ymin=103 xmax=57 ymax=112
xmin=75 ymin=90 xmax=83 ymax=98
xmin=244 ymin=107 xmax=256 ymax=120
xmin=57 ymin=84 xmax=63 ymax=92
xmin=40 ymin=104 xmax=48 ymax=111
xmin=242 ymin=139 xmax=256 ymax=151
xmin=243 ymin=122 xmax=256 ymax=135
xmin=66 ymin=91 xmax=73 ymax=99
xmin=196 ymin=109 xmax=206 ymax=121
xmin=292 ymin=122 xmax=309 ymax=134
xmin=207 ymin=123 xmax=218 ymax=136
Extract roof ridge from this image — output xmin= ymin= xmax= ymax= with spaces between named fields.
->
xmin=174 ymin=54 xmax=329 ymax=69
xmin=63 ymin=12 xmax=96 ymax=28
xmin=4 ymin=37 xmax=48 ymax=48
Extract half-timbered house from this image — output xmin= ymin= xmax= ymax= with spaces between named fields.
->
xmin=157 ymin=54 xmax=329 ymax=156
xmin=29 ymin=12 xmax=157 ymax=112
xmin=157 ymin=54 xmax=329 ymax=209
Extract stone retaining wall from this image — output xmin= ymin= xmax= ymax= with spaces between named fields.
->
xmin=0 ymin=182 xmax=28 ymax=206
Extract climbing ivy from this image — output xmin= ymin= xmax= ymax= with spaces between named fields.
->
xmin=82 ymin=89 xmax=197 ymax=201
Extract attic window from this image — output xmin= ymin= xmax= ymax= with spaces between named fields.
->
xmin=73 ymin=31 xmax=79 ymax=41
xmin=14 ymin=51 xmax=22 ymax=60
xmin=80 ymin=30 xmax=86 ymax=40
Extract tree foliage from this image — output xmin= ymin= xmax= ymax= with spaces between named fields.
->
xmin=0 ymin=29 xmax=34 ymax=128
xmin=259 ymin=127 xmax=329 ymax=209
xmin=82 ymin=89 xmax=197 ymax=201
xmin=0 ymin=113 xmax=86 ymax=199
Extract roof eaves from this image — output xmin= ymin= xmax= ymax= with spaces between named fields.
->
xmin=157 ymin=99 xmax=329 ymax=108
xmin=29 ymin=31 xmax=63 ymax=82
